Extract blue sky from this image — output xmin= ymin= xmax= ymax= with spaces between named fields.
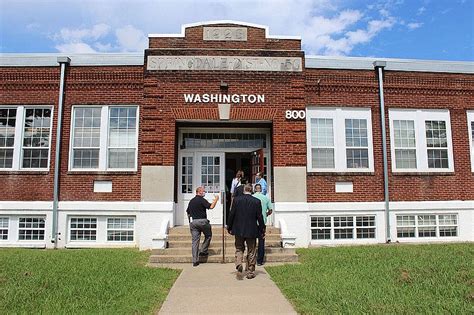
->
xmin=1 ymin=0 xmax=473 ymax=61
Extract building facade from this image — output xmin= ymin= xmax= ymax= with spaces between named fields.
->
xmin=1 ymin=21 xmax=473 ymax=249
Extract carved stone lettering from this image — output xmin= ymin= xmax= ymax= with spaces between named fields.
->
xmin=203 ymin=27 xmax=247 ymax=41
xmin=147 ymin=56 xmax=302 ymax=72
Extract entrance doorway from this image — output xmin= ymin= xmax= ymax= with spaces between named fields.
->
xmin=176 ymin=127 xmax=271 ymax=226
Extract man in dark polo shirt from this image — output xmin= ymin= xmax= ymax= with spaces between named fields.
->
xmin=186 ymin=186 xmax=219 ymax=267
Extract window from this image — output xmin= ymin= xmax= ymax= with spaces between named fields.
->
xmin=396 ymin=214 xmax=458 ymax=238
xmin=181 ymin=132 xmax=267 ymax=149
xmin=306 ymin=108 xmax=374 ymax=172
xmin=70 ymin=217 xmax=97 ymax=241
xmin=468 ymin=111 xmax=474 ymax=172
xmin=0 ymin=218 xmax=8 ymax=240
xmin=107 ymin=218 xmax=134 ymax=241
xmin=19 ymin=217 xmax=45 ymax=240
xmin=389 ymin=109 xmax=453 ymax=172
xmin=0 ymin=106 xmax=53 ymax=170
xmin=311 ymin=215 xmax=376 ymax=240
xmin=70 ymin=106 xmax=138 ymax=171
xmin=181 ymin=156 xmax=193 ymax=193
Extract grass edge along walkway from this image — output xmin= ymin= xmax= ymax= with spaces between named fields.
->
xmin=266 ymin=243 xmax=474 ymax=314
xmin=0 ymin=248 xmax=180 ymax=314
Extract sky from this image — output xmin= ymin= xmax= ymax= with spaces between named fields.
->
xmin=1 ymin=0 xmax=473 ymax=61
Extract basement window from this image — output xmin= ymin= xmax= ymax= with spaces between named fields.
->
xmin=107 ymin=218 xmax=134 ymax=242
xmin=311 ymin=215 xmax=376 ymax=240
xmin=0 ymin=218 xmax=8 ymax=240
xmin=18 ymin=217 xmax=45 ymax=241
xmin=396 ymin=214 xmax=458 ymax=238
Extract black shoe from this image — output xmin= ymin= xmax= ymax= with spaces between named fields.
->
xmin=193 ymin=262 xmax=199 ymax=267
xmin=257 ymin=262 xmax=264 ymax=266
xmin=246 ymin=273 xmax=256 ymax=279
xmin=236 ymin=264 xmax=243 ymax=273
xmin=199 ymin=252 xmax=209 ymax=257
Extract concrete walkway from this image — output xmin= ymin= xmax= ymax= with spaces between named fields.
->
xmin=156 ymin=263 xmax=297 ymax=314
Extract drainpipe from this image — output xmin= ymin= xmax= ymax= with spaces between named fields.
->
xmin=373 ymin=60 xmax=391 ymax=243
xmin=52 ymin=56 xmax=70 ymax=248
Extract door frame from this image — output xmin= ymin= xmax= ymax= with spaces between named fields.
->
xmin=177 ymin=127 xmax=272 ymax=226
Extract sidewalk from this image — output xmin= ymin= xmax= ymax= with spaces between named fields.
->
xmin=156 ymin=263 xmax=297 ymax=314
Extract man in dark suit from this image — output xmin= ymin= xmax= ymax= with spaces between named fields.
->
xmin=227 ymin=183 xmax=265 ymax=279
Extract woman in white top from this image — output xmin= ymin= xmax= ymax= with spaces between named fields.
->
xmin=230 ymin=170 xmax=244 ymax=195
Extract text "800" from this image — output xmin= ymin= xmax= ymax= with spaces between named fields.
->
xmin=285 ymin=110 xmax=306 ymax=120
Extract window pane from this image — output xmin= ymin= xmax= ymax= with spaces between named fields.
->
xmin=312 ymin=148 xmax=335 ymax=168
xmin=0 ymin=108 xmax=16 ymax=168
xmin=73 ymin=149 xmax=100 ymax=168
xmin=395 ymin=149 xmax=417 ymax=169
xmin=72 ymin=108 xmax=101 ymax=169
xmin=311 ymin=118 xmax=334 ymax=146
xmin=108 ymin=148 xmax=135 ymax=169
xmin=346 ymin=149 xmax=369 ymax=168
xmin=427 ymin=149 xmax=449 ymax=169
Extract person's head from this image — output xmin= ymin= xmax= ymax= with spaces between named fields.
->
xmin=236 ymin=170 xmax=244 ymax=179
xmin=254 ymin=183 xmax=262 ymax=193
xmin=256 ymin=172 xmax=264 ymax=179
xmin=243 ymin=183 xmax=253 ymax=194
xmin=196 ymin=186 xmax=205 ymax=197
xmin=240 ymin=177 xmax=248 ymax=185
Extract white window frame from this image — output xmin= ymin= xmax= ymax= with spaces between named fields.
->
xmin=306 ymin=107 xmax=374 ymax=172
xmin=69 ymin=217 xmax=98 ymax=242
xmin=389 ymin=109 xmax=454 ymax=173
xmin=68 ymin=105 xmax=139 ymax=172
xmin=310 ymin=215 xmax=376 ymax=241
xmin=0 ymin=105 xmax=53 ymax=171
xmin=106 ymin=217 xmax=135 ymax=242
xmin=467 ymin=111 xmax=474 ymax=172
xmin=18 ymin=217 xmax=46 ymax=241
xmin=0 ymin=217 xmax=9 ymax=241
xmin=396 ymin=214 xmax=458 ymax=239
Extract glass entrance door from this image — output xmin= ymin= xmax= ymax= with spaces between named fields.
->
xmin=197 ymin=152 xmax=225 ymax=224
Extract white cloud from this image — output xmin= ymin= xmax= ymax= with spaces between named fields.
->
xmin=407 ymin=22 xmax=423 ymax=30
xmin=42 ymin=0 xmax=401 ymax=55
xmin=417 ymin=6 xmax=426 ymax=15
xmin=55 ymin=42 xmax=96 ymax=53
xmin=54 ymin=23 xmax=110 ymax=42
xmin=115 ymin=25 xmax=147 ymax=52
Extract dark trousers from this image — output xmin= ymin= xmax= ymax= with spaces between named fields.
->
xmin=257 ymin=235 xmax=265 ymax=264
xmin=234 ymin=236 xmax=257 ymax=275
xmin=189 ymin=219 xmax=212 ymax=264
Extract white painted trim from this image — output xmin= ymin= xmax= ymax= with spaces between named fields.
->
xmin=389 ymin=109 xmax=454 ymax=173
xmin=306 ymin=107 xmax=374 ymax=173
xmin=148 ymin=20 xmax=301 ymax=40
xmin=306 ymin=55 xmax=474 ymax=74
xmin=467 ymin=111 xmax=474 ymax=172
xmin=0 ymin=53 xmax=144 ymax=67
xmin=275 ymin=200 xmax=474 ymax=212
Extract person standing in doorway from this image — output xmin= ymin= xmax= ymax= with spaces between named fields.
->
xmin=227 ymin=184 xmax=265 ymax=279
xmin=232 ymin=177 xmax=247 ymax=199
xmin=230 ymin=170 xmax=244 ymax=195
xmin=253 ymin=183 xmax=273 ymax=266
xmin=255 ymin=171 xmax=268 ymax=195
xmin=186 ymin=186 xmax=219 ymax=267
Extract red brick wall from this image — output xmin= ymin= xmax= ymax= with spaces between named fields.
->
xmin=0 ymin=66 xmax=144 ymax=201
xmin=1 ymin=67 xmax=59 ymax=201
xmin=304 ymin=69 xmax=474 ymax=202
xmin=1 ymin=23 xmax=473 ymax=206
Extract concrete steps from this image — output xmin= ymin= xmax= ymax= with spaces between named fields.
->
xmin=149 ymin=226 xmax=298 ymax=264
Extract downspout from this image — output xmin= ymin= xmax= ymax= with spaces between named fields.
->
xmin=373 ymin=61 xmax=391 ymax=243
xmin=52 ymin=56 xmax=71 ymax=248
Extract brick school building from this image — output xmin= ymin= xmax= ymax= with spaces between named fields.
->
xmin=1 ymin=21 xmax=473 ymax=250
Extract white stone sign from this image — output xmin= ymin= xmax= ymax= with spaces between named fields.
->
xmin=203 ymin=27 xmax=247 ymax=41
xmin=147 ymin=56 xmax=302 ymax=72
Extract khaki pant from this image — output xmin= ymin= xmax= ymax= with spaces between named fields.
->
xmin=234 ymin=236 xmax=257 ymax=275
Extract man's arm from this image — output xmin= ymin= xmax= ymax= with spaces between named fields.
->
xmin=255 ymin=200 xmax=265 ymax=237
xmin=209 ymin=194 xmax=219 ymax=209
xmin=227 ymin=199 xmax=237 ymax=232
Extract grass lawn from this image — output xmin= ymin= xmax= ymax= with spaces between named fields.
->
xmin=266 ymin=243 xmax=474 ymax=314
xmin=0 ymin=248 xmax=180 ymax=314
